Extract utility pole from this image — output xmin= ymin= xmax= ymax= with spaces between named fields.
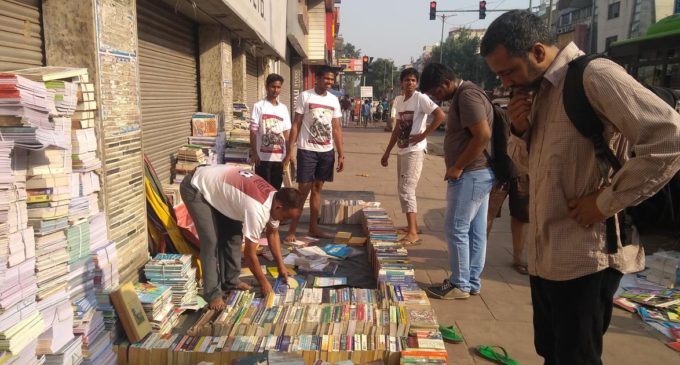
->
xmin=438 ymin=14 xmax=454 ymax=63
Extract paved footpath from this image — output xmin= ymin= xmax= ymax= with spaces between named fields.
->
xmin=324 ymin=125 xmax=679 ymax=364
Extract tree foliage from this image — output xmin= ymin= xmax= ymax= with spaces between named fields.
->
xmin=365 ymin=58 xmax=399 ymax=100
xmin=339 ymin=42 xmax=361 ymax=59
xmin=430 ymin=29 xmax=499 ymax=89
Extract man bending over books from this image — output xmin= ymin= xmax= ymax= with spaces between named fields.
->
xmin=180 ymin=165 xmax=302 ymax=310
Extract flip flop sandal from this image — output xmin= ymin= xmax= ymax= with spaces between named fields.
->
xmin=397 ymin=238 xmax=422 ymax=246
xmin=396 ymin=227 xmax=423 ymax=234
xmin=439 ymin=324 xmax=463 ymax=343
xmin=476 ymin=345 xmax=519 ymax=365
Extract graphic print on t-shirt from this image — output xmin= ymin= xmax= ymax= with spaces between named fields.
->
xmin=260 ymin=114 xmax=285 ymax=154
xmin=397 ymin=111 xmax=414 ymax=148
xmin=307 ymin=103 xmax=334 ymax=146
xmin=222 ymin=168 xmax=276 ymax=204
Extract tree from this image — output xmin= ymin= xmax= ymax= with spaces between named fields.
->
xmin=339 ymin=42 xmax=361 ymax=59
xmin=365 ymin=58 xmax=399 ymax=100
xmin=430 ymin=29 xmax=498 ymax=89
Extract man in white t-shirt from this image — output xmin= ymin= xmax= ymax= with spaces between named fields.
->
xmin=283 ymin=66 xmax=345 ymax=242
xmin=179 ymin=165 xmax=302 ymax=310
xmin=380 ymin=68 xmax=445 ymax=245
xmin=250 ymin=73 xmax=292 ymax=189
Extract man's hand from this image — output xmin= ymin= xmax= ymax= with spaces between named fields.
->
xmin=336 ymin=155 xmax=344 ymax=173
xmin=251 ymin=154 xmax=260 ymax=166
xmin=260 ymin=281 xmax=273 ymax=297
xmin=568 ymin=191 xmax=607 ymax=228
xmin=508 ymin=91 xmax=533 ymax=134
xmin=381 ymin=153 xmax=389 ymax=167
xmin=278 ymin=266 xmax=289 ymax=282
xmin=408 ymin=133 xmax=427 ymax=145
xmin=282 ymin=155 xmax=291 ymax=169
xmin=445 ymin=166 xmax=463 ymax=181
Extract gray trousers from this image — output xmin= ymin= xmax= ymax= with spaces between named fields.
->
xmin=180 ymin=172 xmax=243 ymax=301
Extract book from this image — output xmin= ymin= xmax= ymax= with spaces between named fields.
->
xmin=322 ymin=244 xmax=351 ymax=260
xmin=313 ymin=277 xmax=347 ymax=288
xmin=110 ymin=282 xmax=151 ymax=342
xmin=333 ymin=232 xmax=352 ymax=244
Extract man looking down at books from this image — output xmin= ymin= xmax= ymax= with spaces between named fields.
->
xmin=180 ymin=165 xmax=302 ymax=310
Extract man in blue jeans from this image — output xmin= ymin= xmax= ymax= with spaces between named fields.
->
xmin=419 ymin=63 xmax=495 ymax=299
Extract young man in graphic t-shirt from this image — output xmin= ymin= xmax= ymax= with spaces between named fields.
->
xmin=283 ymin=66 xmax=344 ymax=242
xmin=250 ymin=73 xmax=292 ymax=189
xmin=380 ymin=68 xmax=445 ymax=245
xmin=180 ymin=165 xmax=302 ymax=310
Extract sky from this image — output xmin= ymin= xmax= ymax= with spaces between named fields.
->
xmin=339 ymin=0 xmax=538 ymax=67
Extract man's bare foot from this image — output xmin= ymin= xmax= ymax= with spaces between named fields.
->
xmin=234 ymin=281 xmax=253 ymax=291
xmin=208 ymin=297 xmax=226 ymax=311
xmin=308 ymin=230 xmax=333 ymax=239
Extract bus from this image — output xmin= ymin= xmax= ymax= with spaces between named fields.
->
xmin=608 ymin=14 xmax=680 ymax=93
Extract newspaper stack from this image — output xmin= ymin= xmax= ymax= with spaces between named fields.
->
xmin=144 ymin=254 xmax=198 ymax=308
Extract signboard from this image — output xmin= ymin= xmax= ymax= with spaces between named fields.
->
xmin=360 ymin=86 xmax=373 ymax=98
xmin=337 ymin=58 xmax=364 ymax=73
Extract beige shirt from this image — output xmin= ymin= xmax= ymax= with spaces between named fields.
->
xmin=508 ymin=42 xmax=680 ymax=281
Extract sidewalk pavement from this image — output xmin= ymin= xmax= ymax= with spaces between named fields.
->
xmin=324 ymin=126 xmax=679 ymax=364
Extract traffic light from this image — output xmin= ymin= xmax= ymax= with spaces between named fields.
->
xmin=479 ymin=1 xmax=487 ymax=19
xmin=362 ymin=56 xmax=369 ymax=73
xmin=429 ymin=1 xmax=437 ymax=20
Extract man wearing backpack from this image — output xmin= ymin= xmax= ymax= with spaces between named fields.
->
xmin=481 ymin=10 xmax=680 ymax=364
xmin=419 ymin=63 xmax=495 ymax=300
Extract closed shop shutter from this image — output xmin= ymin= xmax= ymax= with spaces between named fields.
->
xmin=0 ymin=0 xmax=44 ymax=71
xmin=279 ymin=60 xmax=292 ymax=112
xmin=246 ymin=53 xmax=259 ymax=110
xmin=137 ymin=0 xmax=199 ymax=183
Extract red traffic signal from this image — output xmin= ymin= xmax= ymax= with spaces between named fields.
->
xmin=479 ymin=1 xmax=487 ymax=19
xmin=429 ymin=1 xmax=437 ymax=20
xmin=362 ymin=56 xmax=369 ymax=73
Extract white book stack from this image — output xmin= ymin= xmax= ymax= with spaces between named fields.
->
xmin=0 ymin=142 xmax=43 ymax=364
xmin=43 ymin=335 xmax=82 ymax=365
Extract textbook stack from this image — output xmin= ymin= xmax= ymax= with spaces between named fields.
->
xmin=143 ymin=254 xmax=198 ymax=308
xmin=134 ymin=283 xmax=178 ymax=335
xmin=173 ymin=146 xmax=206 ymax=184
xmin=0 ymin=143 xmax=44 ymax=364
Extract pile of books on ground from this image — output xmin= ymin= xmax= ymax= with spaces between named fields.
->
xmin=613 ymin=252 xmax=680 ymax=352
xmin=0 ymin=142 xmax=44 ymax=364
xmin=362 ymin=206 xmax=448 ymax=364
xmin=134 ymin=282 xmax=179 ymax=335
xmin=143 ymin=254 xmax=198 ymax=309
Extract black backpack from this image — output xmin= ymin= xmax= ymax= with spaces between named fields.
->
xmin=454 ymin=82 xmax=515 ymax=183
xmin=563 ymin=54 xmax=680 ymax=253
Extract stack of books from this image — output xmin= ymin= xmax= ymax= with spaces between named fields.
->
xmin=134 ymin=282 xmax=178 ymax=335
xmin=320 ymin=200 xmax=382 ymax=225
xmin=91 ymin=240 xmax=119 ymax=329
xmin=0 ymin=142 xmax=43 ymax=364
xmin=191 ymin=113 xmax=218 ymax=137
xmin=66 ymin=219 xmax=90 ymax=264
xmin=43 ymin=335 xmax=82 ymax=365
xmin=188 ymin=136 xmax=218 ymax=165
xmin=173 ymin=146 xmax=205 ymax=184
xmin=362 ymin=207 xmax=399 ymax=243
xmin=144 ymin=254 xmax=198 ymax=308
xmin=71 ymin=128 xmax=100 ymax=174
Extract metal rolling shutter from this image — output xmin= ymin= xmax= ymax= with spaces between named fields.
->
xmin=0 ymin=0 xmax=44 ymax=71
xmin=279 ymin=60 xmax=292 ymax=112
xmin=246 ymin=53 xmax=259 ymax=109
xmin=137 ymin=0 xmax=199 ymax=183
